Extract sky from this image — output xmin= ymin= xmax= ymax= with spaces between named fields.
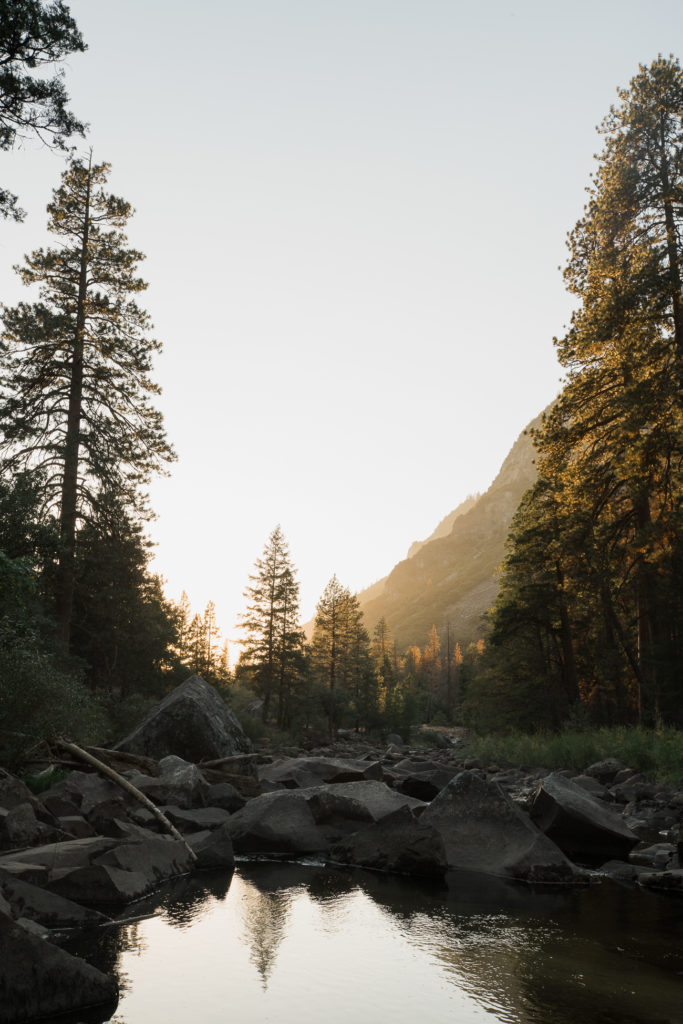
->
xmin=2 ymin=1 xmax=683 ymax=659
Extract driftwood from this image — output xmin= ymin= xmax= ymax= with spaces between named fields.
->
xmin=55 ymin=738 xmax=197 ymax=862
xmin=84 ymin=745 xmax=157 ymax=776
xmin=199 ymin=753 xmax=261 ymax=770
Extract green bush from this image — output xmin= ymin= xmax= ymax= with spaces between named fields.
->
xmin=461 ymin=726 xmax=683 ymax=785
xmin=0 ymin=647 xmax=106 ymax=770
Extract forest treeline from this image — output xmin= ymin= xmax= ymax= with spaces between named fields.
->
xmin=470 ymin=56 xmax=683 ymax=734
xmin=0 ymin=5 xmax=681 ymax=761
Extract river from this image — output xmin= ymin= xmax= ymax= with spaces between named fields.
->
xmin=59 ymin=861 xmax=683 ymax=1024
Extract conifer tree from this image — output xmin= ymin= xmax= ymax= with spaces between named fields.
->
xmin=0 ymin=158 xmax=175 ymax=645
xmin=486 ymin=56 xmax=683 ymax=728
xmin=311 ymin=576 xmax=372 ymax=735
xmin=238 ymin=526 xmax=304 ymax=723
xmin=0 ymin=0 xmax=85 ymax=220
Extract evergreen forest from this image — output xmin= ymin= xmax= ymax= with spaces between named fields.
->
xmin=0 ymin=5 xmax=682 ymax=768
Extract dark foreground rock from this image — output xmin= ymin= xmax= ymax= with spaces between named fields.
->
xmin=0 ymin=832 xmax=195 ymax=907
xmin=420 ymin=771 xmax=586 ymax=885
xmin=0 ymin=870 xmax=109 ymax=929
xmin=530 ymin=773 xmax=638 ymax=864
xmin=0 ymin=910 xmax=118 ymax=1023
xmin=331 ymin=805 xmax=447 ymax=876
xmin=115 ymin=674 xmax=251 ymax=761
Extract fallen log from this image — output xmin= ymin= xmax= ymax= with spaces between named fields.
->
xmin=54 ymin=738 xmax=197 ymax=862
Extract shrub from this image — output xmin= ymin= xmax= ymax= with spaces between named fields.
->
xmin=0 ymin=647 xmax=105 ymax=770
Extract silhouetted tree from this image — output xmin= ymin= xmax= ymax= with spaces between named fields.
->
xmin=0 ymin=158 xmax=175 ymax=645
xmin=0 ymin=0 xmax=85 ymax=220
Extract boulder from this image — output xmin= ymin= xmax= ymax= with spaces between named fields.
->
xmin=420 ymin=771 xmax=585 ymax=885
xmin=115 ymin=674 xmax=250 ymax=761
xmin=584 ymin=758 xmax=627 ymax=784
xmin=157 ymin=755 xmax=210 ymax=808
xmin=0 ymin=771 xmax=58 ymax=826
xmin=48 ymin=864 xmax=153 ymax=906
xmin=531 ymin=773 xmax=638 ymax=864
xmin=161 ymin=806 xmax=232 ymax=832
xmin=306 ymin=788 xmax=375 ymax=842
xmin=0 ymin=835 xmax=117 ymax=871
xmin=225 ymin=791 xmax=326 ymax=855
xmin=45 ymin=770 xmax=129 ymax=816
xmin=258 ymin=756 xmax=382 ymax=790
xmin=330 ymin=805 xmax=447 ymax=876
xmin=0 ymin=870 xmax=109 ymax=929
xmin=0 ymin=803 xmax=62 ymax=851
xmin=629 ymin=842 xmax=675 ymax=869
xmin=638 ymin=869 xmax=683 ymax=894
xmin=206 ymin=781 xmax=246 ymax=813
xmin=319 ymin=781 xmax=426 ymax=821
xmin=187 ymin=824 xmax=235 ymax=870
xmin=0 ymin=910 xmax=118 ymax=1023
xmin=0 ymin=832 xmax=195 ymax=907
xmin=396 ymin=769 xmax=455 ymax=801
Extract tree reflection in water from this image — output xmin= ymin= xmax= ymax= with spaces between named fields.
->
xmin=53 ymin=863 xmax=683 ymax=1024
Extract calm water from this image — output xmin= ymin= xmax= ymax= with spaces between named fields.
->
xmin=60 ymin=862 xmax=683 ymax=1024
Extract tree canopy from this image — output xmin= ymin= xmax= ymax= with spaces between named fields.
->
xmin=0 ymin=0 xmax=85 ymax=220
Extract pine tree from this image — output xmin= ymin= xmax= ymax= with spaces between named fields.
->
xmin=238 ymin=526 xmax=304 ymax=723
xmin=0 ymin=0 xmax=85 ymax=220
xmin=0 ymin=158 xmax=175 ymax=645
xmin=311 ymin=575 xmax=372 ymax=735
xmin=486 ymin=56 xmax=683 ymax=728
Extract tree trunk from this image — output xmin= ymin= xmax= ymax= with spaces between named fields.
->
xmin=57 ymin=162 xmax=91 ymax=646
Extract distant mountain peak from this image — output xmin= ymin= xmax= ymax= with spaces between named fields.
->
xmin=357 ymin=413 xmax=543 ymax=648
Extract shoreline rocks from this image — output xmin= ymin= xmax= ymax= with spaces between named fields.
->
xmin=3 ymin=678 xmax=683 ymax=1022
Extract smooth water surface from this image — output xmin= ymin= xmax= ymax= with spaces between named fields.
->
xmin=61 ymin=863 xmax=683 ymax=1024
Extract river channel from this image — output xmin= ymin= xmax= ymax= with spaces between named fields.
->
xmin=59 ymin=862 xmax=683 ymax=1024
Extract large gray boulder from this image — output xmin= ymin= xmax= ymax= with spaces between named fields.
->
xmin=115 ymin=675 xmax=250 ymax=761
xmin=420 ymin=771 xmax=586 ymax=885
xmin=330 ymin=805 xmax=447 ymax=876
xmin=531 ymin=773 xmax=638 ymax=864
xmin=225 ymin=780 xmax=425 ymax=856
xmin=0 ymin=910 xmax=118 ymax=1023
xmin=225 ymin=791 xmax=326 ymax=855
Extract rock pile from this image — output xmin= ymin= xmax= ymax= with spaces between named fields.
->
xmin=3 ymin=678 xmax=683 ymax=1022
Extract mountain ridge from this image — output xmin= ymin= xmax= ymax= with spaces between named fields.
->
xmin=356 ymin=412 xmax=543 ymax=649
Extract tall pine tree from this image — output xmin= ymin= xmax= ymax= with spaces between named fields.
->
xmin=0 ymin=158 xmax=175 ymax=645
xmin=238 ymin=526 xmax=304 ymax=724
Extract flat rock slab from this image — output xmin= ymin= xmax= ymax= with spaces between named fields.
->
xmin=0 ymin=832 xmax=194 ymax=908
xmin=0 ymin=910 xmax=118 ymax=1023
xmin=115 ymin=674 xmax=251 ymax=761
xmin=531 ymin=773 xmax=638 ymax=864
xmin=0 ymin=870 xmax=109 ymax=929
xmin=161 ymin=805 xmax=232 ymax=832
xmin=638 ymin=869 xmax=683 ymax=894
xmin=258 ymin=756 xmax=383 ymax=790
xmin=0 ymin=835 xmax=117 ymax=870
xmin=421 ymin=771 xmax=585 ymax=885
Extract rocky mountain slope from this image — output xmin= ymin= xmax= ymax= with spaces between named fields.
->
xmin=357 ymin=413 xmax=542 ymax=649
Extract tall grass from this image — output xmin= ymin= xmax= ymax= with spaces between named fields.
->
xmin=462 ymin=727 xmax=683 ymax=785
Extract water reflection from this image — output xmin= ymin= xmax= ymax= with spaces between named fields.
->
xmin=56 ymin=863 xmax=683 ymax=1024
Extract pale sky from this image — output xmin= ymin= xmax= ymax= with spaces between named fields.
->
xmin=2 ymin=1 xmax=682 ymax=658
